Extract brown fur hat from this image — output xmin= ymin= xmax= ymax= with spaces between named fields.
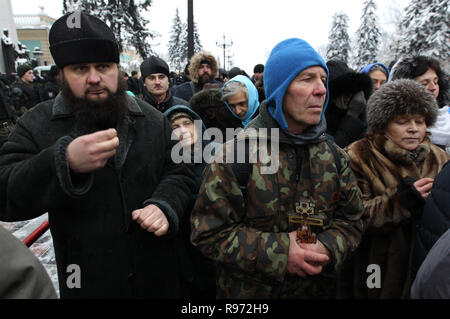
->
xmin=367 ymin=79 xmax=438 ymax=133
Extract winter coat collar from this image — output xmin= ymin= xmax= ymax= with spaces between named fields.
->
xmin=143 ymin=89 xmax=172 ymax=112
xmin=370 ymin=132 xmax=431 ymax=166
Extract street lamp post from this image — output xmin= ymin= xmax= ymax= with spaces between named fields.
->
xmin=216 ymin=35 xmax=232 ymax=69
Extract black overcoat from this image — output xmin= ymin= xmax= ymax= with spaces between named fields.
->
xmin=0 ymin=93 xmax=194 ymax=298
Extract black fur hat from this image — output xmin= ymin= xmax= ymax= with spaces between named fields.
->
xmin=327 ymin=60 xmax=373 ymax=100
xmin=367 ymin=79 xmax=438 ymax=133
xmin=49 ymin=11 xmax=119 ymax=68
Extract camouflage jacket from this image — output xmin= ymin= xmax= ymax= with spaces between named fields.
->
xmin=191 ymin=103 xmax=365 ymax=298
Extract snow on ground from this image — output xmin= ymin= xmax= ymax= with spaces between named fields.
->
xmin=0 ymin=214 xmax=60 ymax=297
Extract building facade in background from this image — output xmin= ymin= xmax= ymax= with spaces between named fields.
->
xmin=14 ymin=8 xmax=56 ymax=66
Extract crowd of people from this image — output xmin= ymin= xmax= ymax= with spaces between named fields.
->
xmin=0 ymin=10 xmax=449 ymax=299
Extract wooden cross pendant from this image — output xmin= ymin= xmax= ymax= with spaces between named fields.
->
xmin=289 ymin=201 xmax=324 ymax=244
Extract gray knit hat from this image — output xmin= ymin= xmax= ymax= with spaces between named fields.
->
xmin=367 ymin=79 xmax=438 ymax=133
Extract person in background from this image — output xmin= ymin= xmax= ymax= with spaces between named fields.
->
xmin=325 ymin=60 xmax=372 ymax=148
xmin=39 ymin=65 xmax=60 ymax=102
xmin=217 ymin=68 xmax=228 ymax=83
xmin=0 ymin=73 xmax=19 ymax=147
xmin=164 ymin=105 xmax=219 ymax=299
xmin=173 ymin=51 xmax=222 ymax=102
xmin=140 ymin=55 xmax=189 ymax=112
xmin=390 ymin=56 xmax=450 ymax=150
xmin=227 ymin=66 xmax=244 ymax=80
xmin=189 ymin=86 xmax=242 ymax=140
xmin=221 ymin=74 xmax=260 ymax=128
xmin=252 ymin=63 xmax=264 ymax=83
xmin=127 ymin=70 xmax=141 ymax=97
xmin=360 ymin=62 xmax=390 ymax=93
xmin=11 ymin=63 xmax=41 ymax=114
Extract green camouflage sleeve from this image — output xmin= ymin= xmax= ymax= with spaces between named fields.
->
xmin=191 ymin=161 xmax=290 ymax=282
xmin=316 ymin=149 xmax=366 ymax=269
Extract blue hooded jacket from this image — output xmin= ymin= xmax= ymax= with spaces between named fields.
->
xmin=360 ymin=62 xmax=390 ymax=78
xmin=264 ymin=38 xmax=329 ymax=132
xmin=222 ymin=75 xmax=260 ymax=127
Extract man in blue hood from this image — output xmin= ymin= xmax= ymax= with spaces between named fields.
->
xmin=191 ymin=38 xmax=365 ymax=298
xmin=222 ymin=74 xmax=260 ymax=127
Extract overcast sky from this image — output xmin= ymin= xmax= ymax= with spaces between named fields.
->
xmin=12 ymin=0 xmax=409 ymax=74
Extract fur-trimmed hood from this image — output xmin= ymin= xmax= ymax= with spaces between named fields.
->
xmin=188 ymin=51 xmax=219 ymax=84
xmin=390 ymin=56 xmax=450 ymax=107
xmin=367 ymin=79 xmax=438 ymax=133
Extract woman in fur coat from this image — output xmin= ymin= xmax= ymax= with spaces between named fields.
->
xmin=337 ymin=79 xmax=449 ymax=299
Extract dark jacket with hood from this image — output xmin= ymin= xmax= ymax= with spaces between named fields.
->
xmin=0 ymin=93 xmax=194 ymax=298
xmin=325 ymin=60 xmax=372 ymax=148
xmin=163 ymin=104 xmax=219 ymax=298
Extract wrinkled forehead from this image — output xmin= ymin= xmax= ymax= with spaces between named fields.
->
xmin=292 ymin=65 xmax=328 ymax=80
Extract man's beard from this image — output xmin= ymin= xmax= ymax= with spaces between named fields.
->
xmin=198 ymin=73 xmax=213 ymax=85
xmin=60 ymin=73 xmax=129 ymax=131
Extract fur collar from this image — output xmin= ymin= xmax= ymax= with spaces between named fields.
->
xmin=370 ymin=133 xmax=431 ymax=165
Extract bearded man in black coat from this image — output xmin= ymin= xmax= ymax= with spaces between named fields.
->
xmin=0 ymin=11 xmax=194 ymax=299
